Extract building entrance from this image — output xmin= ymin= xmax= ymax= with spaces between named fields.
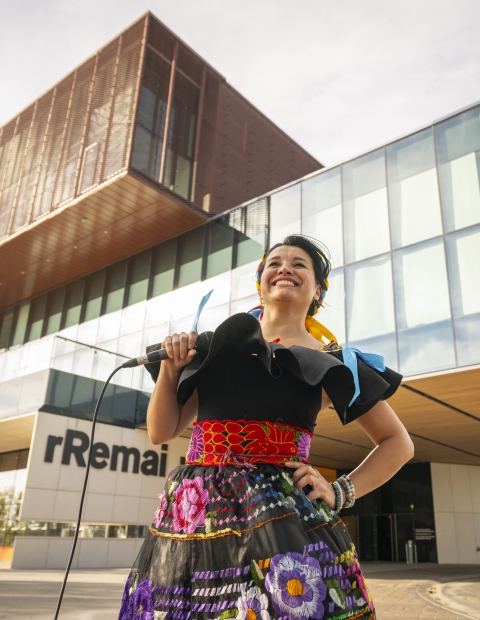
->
xmin=358 ymin=513 xmax=415 ymax=562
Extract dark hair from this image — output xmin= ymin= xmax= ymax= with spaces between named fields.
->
xmin=258 ymin=235 xmax=331 ymax=316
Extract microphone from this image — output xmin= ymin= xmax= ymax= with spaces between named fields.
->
xmin=121 ymin=289 xmax=213 ymax=370
xmin=121 ymin=348 xmax=169 ymax=368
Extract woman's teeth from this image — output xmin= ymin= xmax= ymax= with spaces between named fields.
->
xmin=275 ymin=280 xmax=295 ymax=286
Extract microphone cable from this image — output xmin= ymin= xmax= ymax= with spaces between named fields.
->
xmin=54 ymin=289 xmax=213 ymax=617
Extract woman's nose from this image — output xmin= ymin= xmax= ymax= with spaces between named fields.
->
xmin=278 ymin=263 xmax=293 ymax=273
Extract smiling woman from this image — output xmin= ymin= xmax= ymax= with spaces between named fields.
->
xmin=119 ymin=234 xmax=413 ymax=620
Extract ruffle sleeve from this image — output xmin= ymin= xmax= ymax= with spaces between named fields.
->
xmin=144 ymin=313 xmax=402 ymax=425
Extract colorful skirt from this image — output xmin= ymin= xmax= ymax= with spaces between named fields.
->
xmin=118 ymin=461 xmax=375 ymax=620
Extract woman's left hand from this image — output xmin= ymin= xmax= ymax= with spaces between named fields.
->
xmin=284 ymin=461 xmax=336 ymax=510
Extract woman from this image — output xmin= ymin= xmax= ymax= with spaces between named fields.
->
xmin=119 ymin=235 xmax=413 ymax=620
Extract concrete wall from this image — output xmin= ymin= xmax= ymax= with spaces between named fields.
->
xmin=12 ymin=536 xmax=143 ymax=569
xmin=431 ymin=462 xmax=480 ymax=564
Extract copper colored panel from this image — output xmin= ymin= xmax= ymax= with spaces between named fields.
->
xmin=0 ymin=171 xmax=206 ymax=308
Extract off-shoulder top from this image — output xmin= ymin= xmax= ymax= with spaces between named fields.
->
xmin=145 ymin=313 xmax=402 ymax=433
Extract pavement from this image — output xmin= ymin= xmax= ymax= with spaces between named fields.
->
xmin=0 ymin=563 xmax=479 ymax=620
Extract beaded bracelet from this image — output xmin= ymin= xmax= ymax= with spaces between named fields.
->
xmin=330 ymin=481 xmax=344 ymax=513
xmin=337 ymin=474 xmax=355 ymax=509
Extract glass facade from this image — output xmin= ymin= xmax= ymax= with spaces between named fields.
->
xmin=1 ymin=104 xmax=480 ymax=381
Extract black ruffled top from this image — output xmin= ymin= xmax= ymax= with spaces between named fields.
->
xmin=145 ymin=313 xmax=402 ymax=432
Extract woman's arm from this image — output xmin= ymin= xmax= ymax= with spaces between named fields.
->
xmin=285 ymin=399 xmax=414 ymax=509
xmin=147 ymin=331 xmax=199 ymax=445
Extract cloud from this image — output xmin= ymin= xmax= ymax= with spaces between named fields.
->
xmin=1 ymin=0 xmax=480 ymax=167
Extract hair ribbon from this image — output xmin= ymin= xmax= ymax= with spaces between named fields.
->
xmin=342 ymin=347 xmax=386 ymax=406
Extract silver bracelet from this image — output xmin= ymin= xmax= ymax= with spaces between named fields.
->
xmin=330 ymin=480 xmax=344 ymax=513
xmin=337 ymin=474 xmax=355 ymax=509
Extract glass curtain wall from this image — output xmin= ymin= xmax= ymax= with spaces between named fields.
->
xmin=2 ymin=104 xmax=480 ymax=379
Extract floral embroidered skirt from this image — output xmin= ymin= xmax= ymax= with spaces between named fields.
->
xmin=118 ymin=464 xmax=375 ymax=620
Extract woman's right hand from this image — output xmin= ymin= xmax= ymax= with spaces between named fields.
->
xmin=161 ymin=331 xmax=198 ymax=370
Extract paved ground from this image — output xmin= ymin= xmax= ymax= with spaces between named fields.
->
xmin=0 ymin=563 xmax=479 ymax=620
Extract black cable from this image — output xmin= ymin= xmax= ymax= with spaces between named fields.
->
xmin=54 ymin=363 xmax=124 ymax=620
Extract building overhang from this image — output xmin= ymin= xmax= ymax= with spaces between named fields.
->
xmin=0 ymin=170 xmax=207 ymax=309
xmin=311 ymin=365 xmax=480 ymax=471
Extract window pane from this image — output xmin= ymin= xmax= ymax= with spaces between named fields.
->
xmin=0 ymin=308 xmax=14 ymax=349
xmin=317 ymin=268 xmax=345 ymax=344
xmin=393 ymin=239 xmax=455 ymax=375
xmin=104 ymin=261 xmax=127 ymax=314
xmin=345 ymin=255 xmax=397 ymax=367
xmin=176 ymin=228 xmax=204 ymax=288
xmin=12 ymin=302 xmax=30 ymax=346
xmin=83 ymin=271 xmax=105 ymax=322
xmin=26 ymin=295 xmax=47 ymax=342
xmin=302 ymin=168 xmax=343 ymax=267
xmin=63 ymin=280 xmax=84 ymax=329
xmin=446 ymin=226 xmax=480 ymax=366
xmin=163 ymin=72 xmax=199 ymax=200
xmin=45 ymin=288 xmax=65 ymax=335
xmin=269 ymin=185 xmax=301 ymax=246
xmin=127 ymin=250 xmax=151 ymax=306
xmin=150 ymin=238 xmax=177 ymax=298
xmin=343 ymin=149 xmax=390 ymax=262
xmin=131 ymin=54 xmax=170 ymax=180
xmin=230 ymin=200 xmax=267 ymax=268
xmin=387 ymin=129 xmax=443 ymax=248
xmin=435 ymin=106 xmax=480 ymax=231
xmin=205 ymin=217 xmax=233 ymax=279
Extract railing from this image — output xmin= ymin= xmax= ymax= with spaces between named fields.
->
xmin=0 ymin=335 xmax=150 ymax=392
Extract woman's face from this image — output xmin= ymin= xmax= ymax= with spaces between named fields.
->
xmin=260 ymin=245 xmax=321 ymax=312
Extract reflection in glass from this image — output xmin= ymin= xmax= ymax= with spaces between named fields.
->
xmin=231 ymin=261 xmax=257 ymax=301
xmin=45 ymin=288 xmax=65 ymax=336
xmin=150 ymin=238 xmax=176 ymax=298
xmin=163 ymin=72 xmax=199 ymax=199
xmin=446 ymin=226 xmax=480 ymax=365
xmin=104 ymin=261 xmax=127 ymax=315
xmin=387 ymin=129 xmax=442 ymax=248
xmin=345 ymin=255 xmax=397 ymax=367
xmin=343 ymin=149 xmax=390 ymax=262
xmin=393 ymin=239 xmax=455 ymax=375
xmin=12 ymin=303 xmax=30 ymax=346
xmin=270 ymin=185 xmax=301 ymax=246
xmin=26 ymin=295 xmax=47 ymax=342
xmin=302 ymin=168 xmax=343 ymax=267
xmin=83 ymin=271 xmax=105 ymax=322
xmin=176 ymin=228 xmax=204 ymax=288
xmin=131 ymin=53 xmax=170 ymax=180
xmin=63 ymin=280 xmax=84 ymax=329
xmin=97 ymin=310 xmax=121 ymax=343
xmin=230 ymin=295 xmax=258 ymax=316
xmin=205 ymin=217 xmax=233 ymax=279
xmin=230 ymin=200 xmax=268 ymax=268
xmin=198 ymin=304 xmax=230 ymax=332
xmin=435 ymin=107 xmax=480 ymax=231
xmin=0 ymin=308 xmax=14 ymax=349
xmin=120 ymin=302 xmax=146 ymax=337
xmin=317 ymin=269 xmax=345 ymax=344
xmin=127 ymin=250 xmax=151 ymax=306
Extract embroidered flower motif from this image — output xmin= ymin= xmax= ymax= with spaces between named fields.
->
xmin=172 ymin=477 xmax=209 ymax=534
xmin=187 ymin=425 xmax=205 ymax=462
xmin=118 ymin=573 xmax=133 ymax=620
xmin=133 ymin=578 xmax=155 ymax=619
xmin=296 ymin=433 xmax=311 ymax=459
xmin=236 ymin=585 xmax=271 ymax=620
xmin=356 ymin=571 xmax=374 ymax=611
xmin=265 ymin=552 xmax=327 ymax=620
xmin=153 ymin=491 xmax=168 ymax=529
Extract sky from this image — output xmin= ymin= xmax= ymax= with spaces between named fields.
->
xmin=1 ymin=0 xmax=480 ymax=167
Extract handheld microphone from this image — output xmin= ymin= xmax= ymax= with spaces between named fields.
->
xmin=121 ymin=289 xmax=213 ymax=369
xmin=121 ymin=347 xmax=169 ymax=368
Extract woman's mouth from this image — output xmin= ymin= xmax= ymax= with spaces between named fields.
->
xmin=274 ymin=279 xmax=297 ymax=287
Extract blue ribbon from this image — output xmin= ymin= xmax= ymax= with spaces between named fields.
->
xmin=342 ymin=347 xmax=386 ymax=406
xmin=191 ymin=290 xmax=214 ymax=333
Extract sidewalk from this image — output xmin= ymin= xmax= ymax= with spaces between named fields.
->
xmin=363 ymin=563 xmax=480 ymax=620
xmin=0 ymin=563 xmax=479 ymax=620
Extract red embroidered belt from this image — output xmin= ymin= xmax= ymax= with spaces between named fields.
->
xmin=185 ymin=419 xmax=312 ymax=466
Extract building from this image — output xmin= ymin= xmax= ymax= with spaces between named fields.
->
xmin=1 ymin=13 xmax=480 ymax=570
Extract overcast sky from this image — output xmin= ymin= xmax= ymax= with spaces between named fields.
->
xmin=1 ymin=0 xmax=479 ymax=166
